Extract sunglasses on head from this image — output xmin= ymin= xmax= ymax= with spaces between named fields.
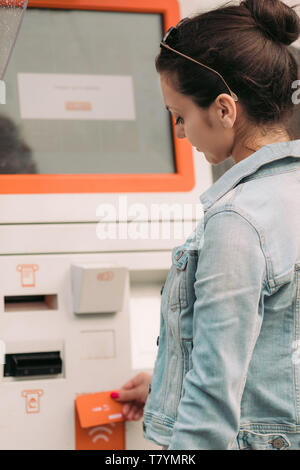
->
xmin=160 ymin=18 xmax=238 ymax=102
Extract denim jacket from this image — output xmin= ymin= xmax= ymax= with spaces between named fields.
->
xmin=143 ymin=140 xmax=300 ymax=450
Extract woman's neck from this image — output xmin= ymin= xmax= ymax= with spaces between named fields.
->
xmin=232 ymin=128 xmax=291 ymax=164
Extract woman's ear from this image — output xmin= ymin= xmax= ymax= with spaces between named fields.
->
xmin=215 ymin=94 xmax=237 ymax=129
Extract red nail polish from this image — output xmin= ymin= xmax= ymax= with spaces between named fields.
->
xmin=110 ymin=392 xmax=119 ymax=399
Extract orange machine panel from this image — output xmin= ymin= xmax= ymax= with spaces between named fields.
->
xmin=0 ymin=0 xmax=195 ymax=194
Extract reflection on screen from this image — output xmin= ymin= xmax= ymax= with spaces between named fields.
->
xmin=0 ymin=115 xmax=36 ymax=174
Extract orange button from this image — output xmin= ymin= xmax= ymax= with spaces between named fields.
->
xmin=65 ymin=101 xmax=92 ymax=111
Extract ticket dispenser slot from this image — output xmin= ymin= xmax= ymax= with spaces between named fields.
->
xmin=4 ymin=351 xmax=62 ymax=377
xmin=4 ymin=294 xmax=58 ymax=312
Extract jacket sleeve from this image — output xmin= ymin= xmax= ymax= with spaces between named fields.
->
xmin=168 ymin=210 xmax=267 ymax=450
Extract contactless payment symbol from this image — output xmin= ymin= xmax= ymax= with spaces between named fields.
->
xmin=88 ymin=423 xmax=117 ymax=444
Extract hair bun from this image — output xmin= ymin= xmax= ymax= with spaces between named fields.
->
xmin=241 ymin=0 xmax=300 ymax=45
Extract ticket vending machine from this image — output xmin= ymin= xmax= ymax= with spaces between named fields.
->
xmin=0 ymin=0 xmax=213 ymax=449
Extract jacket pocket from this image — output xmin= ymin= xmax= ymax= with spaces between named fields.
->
xmin=239 ymin=430 xmax=291 ymax=450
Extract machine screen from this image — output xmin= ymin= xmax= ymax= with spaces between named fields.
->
xmin=1 ymin=8 xmax=176 ymax=175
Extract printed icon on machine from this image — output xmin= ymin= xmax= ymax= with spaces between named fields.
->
xmin=88 ymin=423 xmax=117 ymax=444
xmin=97 ymin=271 xmax=114 ymax=281
xmin=17 ymin=264 xmax=39 ymax=287
xmin=21 ymin=389 xmax=44 ymax=414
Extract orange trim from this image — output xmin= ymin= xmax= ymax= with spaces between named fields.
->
xmin=0 ymin=0 xmax=195 ymax=194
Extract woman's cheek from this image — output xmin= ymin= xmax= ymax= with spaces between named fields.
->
xmin=186 ymin=128 xmax=201 ymax=149
xmin=185 ymin=126 xmax=195 ymax=145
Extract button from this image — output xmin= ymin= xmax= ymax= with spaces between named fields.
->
xmin=176 ymin=251 xmax=184 ymax=261
xmin=143 ymin=422 xmax=146 ymax=432
xmin=160 ymin=284 xmax=164 ymax=295
xmin=157 ymin=336 xmax=159 ymax=346
xmin=148 ymin=384 xmax=151 ymax=394
xmin=271 ymin=438 xmax=285 ymax=449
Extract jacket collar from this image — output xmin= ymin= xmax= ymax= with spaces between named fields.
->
xmin=200 ymin=140 xmax=300 ymax=212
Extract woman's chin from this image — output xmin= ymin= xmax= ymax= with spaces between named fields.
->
xmin=204 ymin=152 xmax=217 ymax=164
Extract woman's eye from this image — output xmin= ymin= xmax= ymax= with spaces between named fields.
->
xmin=176 ymin=117 xmax=184 ymax=125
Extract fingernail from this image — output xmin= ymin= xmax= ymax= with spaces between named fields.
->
xmin=110 ymin=392 xmax=119 ymax=399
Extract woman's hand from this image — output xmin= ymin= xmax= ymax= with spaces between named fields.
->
xmin=111 ymin=372 xmax=152 ymax=421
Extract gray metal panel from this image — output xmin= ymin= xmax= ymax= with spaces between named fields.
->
xmin=211 ymin=157 xmax=235 ymax=183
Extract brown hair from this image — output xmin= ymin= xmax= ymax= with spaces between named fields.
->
xmin=156 ymin=0 xmax=300 ymax=132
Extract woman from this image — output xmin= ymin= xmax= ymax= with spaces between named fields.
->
xmin=111 ymin=0 xmax=300 ymax=450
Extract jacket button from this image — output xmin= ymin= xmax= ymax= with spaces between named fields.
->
xmin=271 ymin=438 xmax=285 ymax=449
xmin=143 ymin=422 xmax=146 ymax=432
xmin=157 ymin=336 xmax=159 ymax=346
